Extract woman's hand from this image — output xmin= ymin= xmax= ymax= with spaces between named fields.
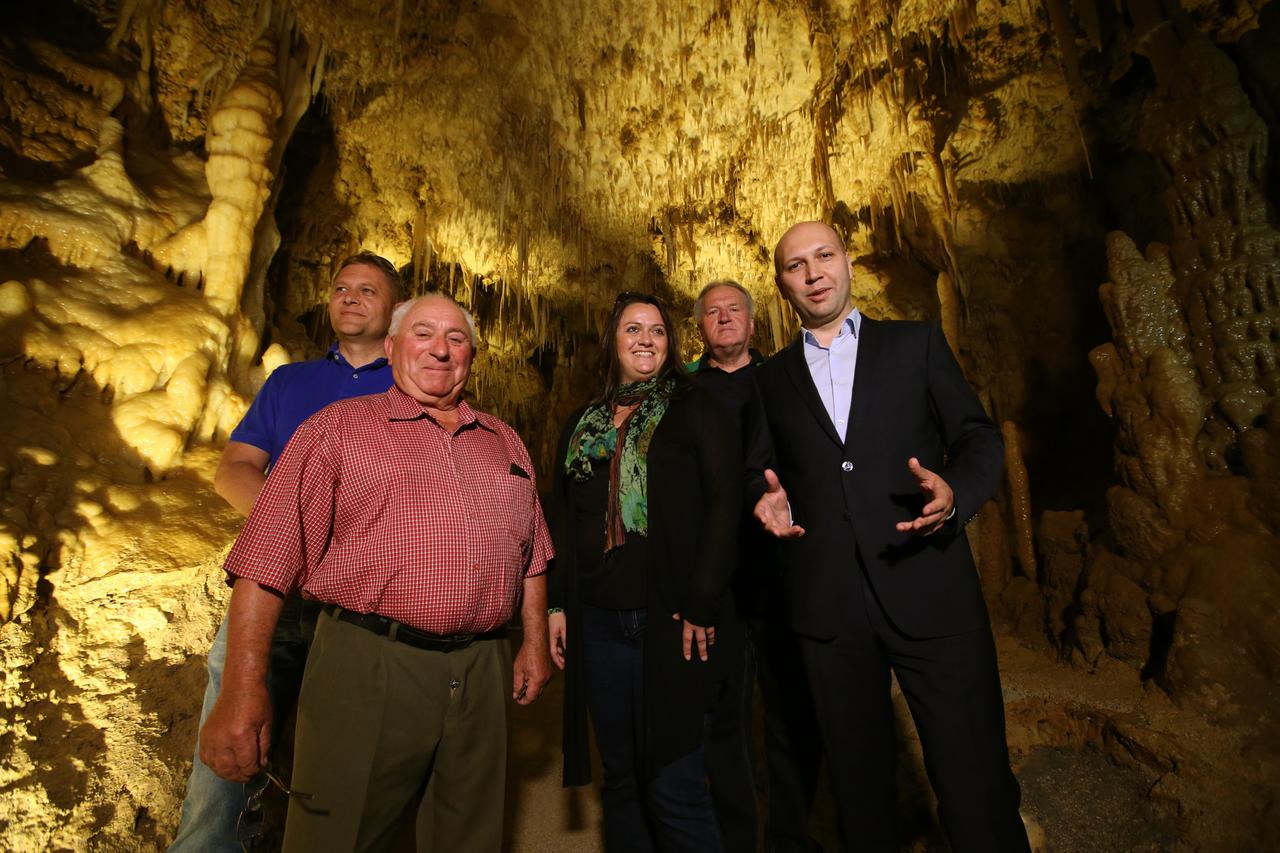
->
xmin=548 ymin=611 xmax=567 ymax=670
xmin=673 ymin=612 xmax=714 ymax=662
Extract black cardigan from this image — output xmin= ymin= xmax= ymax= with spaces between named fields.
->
xmin=550 ymin=382 xmax=742 ymax=786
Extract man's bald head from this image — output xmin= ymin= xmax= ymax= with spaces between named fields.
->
xmin=773 ymin=221 xmax=846 ymax=278
xmin=772 ymin=221 xmax=854 ymax=339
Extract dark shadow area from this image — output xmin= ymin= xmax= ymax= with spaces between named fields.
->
xmin=1140 ymin=609 xmax=1177 ymax=683
xmin=1018 ymin=276 xmax=1116 ymax=523
xmin=1225 ymin=2 xmax=1280 ymax=213
xmin=1019 ymin=746 xmax=1178 ymax=852
xmin=1 ymin=0 xmax=112 ymax=51
xmin=1091 ymin=56 xmax=1173 ymax=252
xmin=266 ymin=91 xmax=349 ymax=354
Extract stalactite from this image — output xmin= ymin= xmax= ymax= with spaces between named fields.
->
xmin=1002 ymin=421 xmax=1039 ymax=582
xmin=1041 ymin=0 xmax=1084 ymax=96
xmin=936 ymin=270 xmax=962 ymax=353
xmin=149 ymin=35 xmax=283 ymax=315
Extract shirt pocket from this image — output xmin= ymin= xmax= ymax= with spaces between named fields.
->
xmin=493 ymin=473 xmax=537 ymax=554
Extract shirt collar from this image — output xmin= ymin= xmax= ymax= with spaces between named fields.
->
xmin=384 ymin=386 xmax=486 ymax=430
xmin=801 ymin=308 xmax=861 ymax=348
xmin=326 ymin=342 xmax=389 ymax=372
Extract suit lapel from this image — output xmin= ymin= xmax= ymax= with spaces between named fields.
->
xmin=845 ymin=315 xmax=883 ymax=447
xmin=780 ymin=337 xmax=843 ymax=447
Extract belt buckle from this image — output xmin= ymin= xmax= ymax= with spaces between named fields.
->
xmin=449 ymin=633 xmax=476 ymax=650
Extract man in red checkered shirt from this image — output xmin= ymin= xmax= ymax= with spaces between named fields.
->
xmin=198 ymin=294 xmax=553 ymax=852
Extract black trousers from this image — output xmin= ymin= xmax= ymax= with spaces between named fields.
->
xmin=704 ymin=620 xmax=759 ymax=851
xmin=797 ymin=565 xmax=1030 ymax=853
xmin=754 ymin=619 xmax=824 ymax=853
xmin=705 ymin=616 xmax=824 ymax=853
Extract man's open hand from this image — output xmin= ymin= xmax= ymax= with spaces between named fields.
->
xmin=894 ymin=457 xmax=954 ymax=536
xmin=753 ymin=468 xmax=805 ymax=539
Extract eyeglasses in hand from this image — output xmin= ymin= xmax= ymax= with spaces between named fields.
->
xmin=236 ymin=762 xmax=314 ymax=847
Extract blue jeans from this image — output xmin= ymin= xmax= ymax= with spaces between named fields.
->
xmin=168 ymin=597 xmax=317 ymax=852
xmin=580 ymin=605 xmax=722 ymax=853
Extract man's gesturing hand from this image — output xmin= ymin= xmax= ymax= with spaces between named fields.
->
xmin=198 ymin=684 xmax=272 ymax=783
xmin=753 ymin=468 xmax=805 ymax=539
xmin=894 ymin=457 xmax=955 ymax=536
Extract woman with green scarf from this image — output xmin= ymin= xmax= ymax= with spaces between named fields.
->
xmin=548 ymin=292 xmax=741 ymax=851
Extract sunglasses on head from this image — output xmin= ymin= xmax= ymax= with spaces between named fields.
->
xmin=613 ymin=291 xmax=663 ymax=308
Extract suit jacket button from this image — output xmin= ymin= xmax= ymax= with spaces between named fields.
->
xmin=841 ymin=461 xmax=853 ymax=472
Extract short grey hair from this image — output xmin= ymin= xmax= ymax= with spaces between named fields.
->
xmin=388 ymin=294 xmax=477 ymax=349
xmin=693 ymin=279 xmax=755 ymax=322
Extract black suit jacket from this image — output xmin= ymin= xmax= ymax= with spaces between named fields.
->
xmin=746 ymin=317 xmax=1004 ymax=640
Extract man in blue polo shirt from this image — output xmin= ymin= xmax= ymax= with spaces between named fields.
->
xmin=169 ymin=252 xmax=401 ymax=852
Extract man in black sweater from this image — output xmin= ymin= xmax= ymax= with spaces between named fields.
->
xmin=690 ymin=279 xmax=823 ymax=853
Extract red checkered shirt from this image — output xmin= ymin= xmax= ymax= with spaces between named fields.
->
xmin=224 ymin=386 xmax=553 ymax=634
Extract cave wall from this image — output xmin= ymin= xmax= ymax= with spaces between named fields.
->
xmin=0 ymin=0 xmax=1277 ymax=847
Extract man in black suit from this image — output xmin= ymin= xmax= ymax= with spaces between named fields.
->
xmin=748 ymin=221 xmax=1029 ymax=852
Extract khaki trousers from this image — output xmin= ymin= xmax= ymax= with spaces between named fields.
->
xmin=283 ymin=610 xmax=511 ymax=853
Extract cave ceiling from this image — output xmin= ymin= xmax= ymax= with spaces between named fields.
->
xmin=50 ymin=0 xmax=1126 ymax=345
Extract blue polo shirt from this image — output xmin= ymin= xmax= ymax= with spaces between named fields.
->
xmin=230 ymin=343 xmax=393 ymax=467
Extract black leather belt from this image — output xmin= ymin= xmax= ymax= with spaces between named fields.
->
xmin=322 ymin=604 xmax=505 ymax=652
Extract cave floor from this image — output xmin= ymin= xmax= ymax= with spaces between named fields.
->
xmin=243 ymin=634 xmax=1237 ymax=852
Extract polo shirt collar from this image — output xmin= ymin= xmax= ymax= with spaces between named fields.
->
xmin=326 ymin=342 xmax=389 ymax=372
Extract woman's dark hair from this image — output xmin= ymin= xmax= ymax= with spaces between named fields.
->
xmin=594 ymin=291 xmax=692 ymax=405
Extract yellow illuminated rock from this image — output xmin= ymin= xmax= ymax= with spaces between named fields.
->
xmin=0 ymin=280 xmax=31 ymax=316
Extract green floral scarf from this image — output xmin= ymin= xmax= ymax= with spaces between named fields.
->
xmin=564 ymin=376 xmax=674 ymax=553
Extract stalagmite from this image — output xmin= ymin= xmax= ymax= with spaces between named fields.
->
xmin=1002 ymin=421 xmax=1038 ymax=582
xmin=150 ymin=35 xmax=283 ymax=315
xmin=936 ymin=269 xmax=962 ymax=350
